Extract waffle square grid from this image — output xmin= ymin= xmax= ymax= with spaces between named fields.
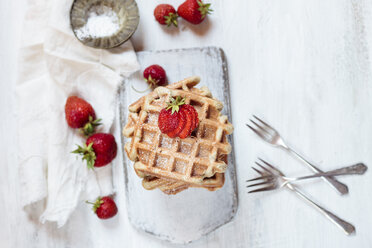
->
xmin=123 ymin=76 xmax=233 ymax=192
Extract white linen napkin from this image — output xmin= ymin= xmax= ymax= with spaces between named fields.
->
xmin=17 ymin=0 xmax=139 ymax=227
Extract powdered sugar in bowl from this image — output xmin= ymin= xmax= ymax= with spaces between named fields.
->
xmin=70 ymin=0 xmax=139 ymax=49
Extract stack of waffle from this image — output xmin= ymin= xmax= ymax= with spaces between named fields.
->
xmin=123 ymin=76 xmax=233 ymax=194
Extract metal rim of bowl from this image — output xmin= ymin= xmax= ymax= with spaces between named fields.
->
xmin=70 ymin=0 xmax=140 ymax=49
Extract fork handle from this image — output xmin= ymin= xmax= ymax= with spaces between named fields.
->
xmin=286 ymin=147 xmax=349 ymax=195
xmin=325 ymin=163 xmax=367 ymax=175
xmin=286 ymin=183 xmax=355 ymax=235
xmin=289 ymin=163 xmax=368 ymax=181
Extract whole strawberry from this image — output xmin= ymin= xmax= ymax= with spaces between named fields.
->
xmin=65 ymin=96 xmax=101 ymax=136
xmin=73 ymin=133 xmax=117 ymax=168
xmin=154 ymin=4 xmax=178 ymax=27
xmin=143 ymin=64 xmax=167 ymax=87
xmin=178 ymin=0 xmax=212 ymax=25
xmin=86 ymin=196 xmax=118 ymax=219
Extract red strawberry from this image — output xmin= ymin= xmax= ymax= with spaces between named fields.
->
xmin=177 ymin=0 xmax=212 ymax=25
xmin=194 ymin=112 xmax=199 ymax=130
xmin=65 ymin=96 xmax=101 ymax=136
xmin=178 ymin=107 xmax=193 ymax=139
xmin=157 ymin=97 xmax=200 ymax=139
xmin=167 ymin=110 xmax=186 ymax=138
xmin=154 ymin=4 xmax=178 ymax=27
xmin=144 ymin=64 xmax=167 ymax=87
xmin=158 ymin=108 xmax=180 ymax=133
xmin=183 ymin=104 xmax=199 ymax=130
xmin=72 ymin=133 xmax=117 ymax=168
xmin=158 ymin=96 xmax=185 ymax=137
xmin=86 ymin=196 xmax=118 ymax=219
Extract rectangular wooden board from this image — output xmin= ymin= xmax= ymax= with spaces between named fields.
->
xmin=119 ymin=47 xmax=238 ymax=244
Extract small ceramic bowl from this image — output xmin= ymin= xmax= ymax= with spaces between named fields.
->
xmin=70 ymin=0 xmax=139 ymax=49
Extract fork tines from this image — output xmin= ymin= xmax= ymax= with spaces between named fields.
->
xmin=246 ymin=115 xmax=278 ymax=143
xmin=246 ymin=158 xmax=283 ymax=193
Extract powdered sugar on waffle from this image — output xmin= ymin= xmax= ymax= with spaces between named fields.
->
xmin=123 ymin=76 xmax=233 ymax=187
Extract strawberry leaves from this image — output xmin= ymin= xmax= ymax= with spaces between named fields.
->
xmin=166 ymin=96 xmax=186 ymax=114
xmin=164 ymin=12 xmax=178 ymax=27
xmin=145 ymin=75 xmax=160 ymax=87
xmin=72 ymin=142 xmax=96 ymax=169
xmin=197 ymin=0 xmax=213 ymax=19
xmin=86 ymin=197 xmax=104 ymax=212
xmin=81 ymin=116 xmax=102 ymax=136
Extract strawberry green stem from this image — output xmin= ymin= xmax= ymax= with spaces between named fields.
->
xmin=72 ymin=142 xmax=96 ymax=169
xmin=80 ymin=116 xmax=101 ymax=136
xmin=197 ymin=0 xmax=213 ymax=19
xmin=165 ymin=13 xmax=178 ymax=27
xmin=131 ymin=83 xmax=152 ymax=93
xmin=166 ymin=96 xmax=186 ymax=114
xmin=131 ymin=75 xmax=161 ymax=93
xmin=85 ymin=197 xmax=104 ymax=212
xmin=145 ymin=75 xmax=160 ymax=87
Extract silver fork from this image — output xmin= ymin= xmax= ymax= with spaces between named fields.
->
xmin=246 ymin=115 xmax=349 ymax=195
xmin=246 ymin=159 xmax=367 ymax=193
xmin=248 ymin=159 xmax=356 ymax=235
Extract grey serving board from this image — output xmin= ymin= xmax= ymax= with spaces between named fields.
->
xmin=119 ymin=47 xmax=238 ymax=244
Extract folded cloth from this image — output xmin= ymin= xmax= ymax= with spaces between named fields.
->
xmin=17 ymin=0 xmax=139 ymax=227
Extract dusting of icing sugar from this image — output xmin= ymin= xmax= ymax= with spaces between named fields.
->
xmin=198 ymin=145 xmax=210 ymax=158
xmin=155 ymin=156 xmax=168 ymax=169
xmin=75 ymin=5 xmax=119 ymax=39
xmin=179 ymin=142 xmax=192 ymax=155
xmin=138 ymin=150 xmax=149 ymax=164
xmin=160 ymin=136 xmax=173 ymax=149
xmin=146 ymin=113 xmax=159 ymax=125
xmin=173 ymin=160 xmax=187 ymax=174
xmin=142 ymin=131 xmax=155 ymax=144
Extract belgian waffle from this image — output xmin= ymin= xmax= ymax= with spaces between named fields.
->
xmin=123 ymin=76 xmax=233 ymax=192
xmin=141 ymin=176 xmax=190 ymax=195
xmin=139 ymin=171 xmax=225 ymax=194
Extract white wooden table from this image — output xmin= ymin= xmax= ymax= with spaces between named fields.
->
xmin=1 ymin=0 xmax=372 ymax=247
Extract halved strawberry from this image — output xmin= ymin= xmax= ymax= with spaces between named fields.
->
xmin=182 ymin=105 xmax=194 ymax=130
xmin=192 ymin=107 xmax=199 ymax=130
xmin=183 ymin=104 xmax=198 ymax=131
xmin=167 ymin=110 xmax=186 ymax=138
xmin=178 ymin=107 xmax=193 ymax=139
xmin=158 ymin=108 xmax=179 ymax=133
